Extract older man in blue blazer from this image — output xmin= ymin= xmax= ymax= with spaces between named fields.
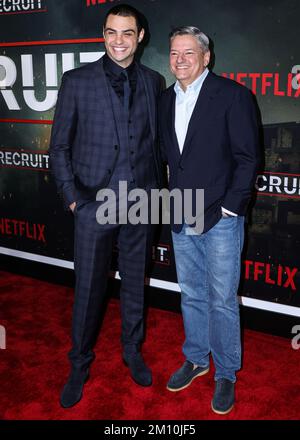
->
xmin=159 ymin=26 xmax=259 ymax=414
xmin=50 ymin=4 xmax=164 ymax=408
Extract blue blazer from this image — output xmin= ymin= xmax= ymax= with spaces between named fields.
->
xmin=49 ymin=58 xmax=164 ymax=207
xmin=159 ymin=71 xmax=260 ymax=233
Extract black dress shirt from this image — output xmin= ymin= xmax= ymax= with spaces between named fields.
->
xmin=103 ymin=54 xmax=137 ymax=108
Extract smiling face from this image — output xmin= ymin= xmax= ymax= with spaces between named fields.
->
xmin=169 ymin=34 xmax=210 ymax=90
xmin=103 ymin=14 xmax=144 ymax=68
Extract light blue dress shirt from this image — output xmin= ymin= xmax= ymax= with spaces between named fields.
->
xmin=174 ymin=67 xmax=209 ymax=153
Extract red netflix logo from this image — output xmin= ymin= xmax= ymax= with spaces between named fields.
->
xmin=0 ymin=218 xmax=46 ymax=243
xmin=244 ymin=260 xmax=298 ymax=291
xmin=86 ymin=0 xmax=117 ymax=6
xmin=222 ymin=67 xmax=300 ymax=98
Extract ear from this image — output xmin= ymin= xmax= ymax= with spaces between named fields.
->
xmin=138 ymin=28 xmax=145 ymax=43
xmin=204 ymin=50 xmax=211 ymax=67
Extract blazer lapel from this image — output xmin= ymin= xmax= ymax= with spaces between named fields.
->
xmin=137 ymin=64 xmax=156 ymax=141
xmin=165 ymin=88 xmax=181 ymax=160
xmin=92 ymin=58 xmax=120 ymax=144
xmin=168 ymin=90 xmax=181 ymax=156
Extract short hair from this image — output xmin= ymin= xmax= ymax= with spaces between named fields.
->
xmin=169 ymin=26 xmax=210 ymax=53
xmin=104 ymin=3 xmax=143 ymax=33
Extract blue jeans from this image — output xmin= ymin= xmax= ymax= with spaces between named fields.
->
xmin=172 ymin=216 xmax=245 ymax=382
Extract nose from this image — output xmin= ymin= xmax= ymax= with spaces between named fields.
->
xmin=177 ymin=53 xmax=186 ymax=63
xmin=115 ymin=32 xmax=124 ymax=45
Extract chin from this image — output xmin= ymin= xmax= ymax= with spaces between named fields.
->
xmin=114 ymin=56 xmax=126 ymax=62
xmin=109 ymin=50 xmax=129 ymax=60
xmin=176 ymin=74 xmax=190 ymax=81
xmin=174 ymin=70 xmax=190 ymax=77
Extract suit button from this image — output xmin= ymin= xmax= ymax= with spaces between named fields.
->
xmin=114 ymin=145 xmax=118 ymax=150
xmin=128 ymin=120 xmax=132 ymax=124
xmin=108 ymin=169 xmax=111 ymax=174
xmin=130 ymin=179 xmax=135 ymax=184
xmin=131 ymin=165 xmax=135 ymax=170
xmin=179 ymin=165 xmax=184 ymax=171
xmin=130 ymin=151 xmax=134 ymax=155
xmin=129 ymin=135 xmax=133 ymax=139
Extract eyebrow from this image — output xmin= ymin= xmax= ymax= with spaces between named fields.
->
xmin=170 ymin=48 xmax=196 ymax=51
xmin=104 ymin=27 xmax=136 ymax=33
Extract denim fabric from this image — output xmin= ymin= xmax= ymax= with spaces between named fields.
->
xmin=172 ymin=216 xmax=244 ymax=382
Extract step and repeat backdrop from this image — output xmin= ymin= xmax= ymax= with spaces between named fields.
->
xmin=0 ymin=0 xmax=299 ymax=317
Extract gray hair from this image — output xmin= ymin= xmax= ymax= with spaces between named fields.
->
xmin=169 ymin=26 xmax=210 ymax=53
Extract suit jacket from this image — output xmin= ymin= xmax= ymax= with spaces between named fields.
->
xmin=159 ymin=71 xmax=260 ymax=233
xmin=49 ymin=57 xmax=164 ymax=208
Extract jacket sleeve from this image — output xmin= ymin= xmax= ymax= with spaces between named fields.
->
xmin=157 ymin=92 xmax=168 ymax=165
xmin=222 ymin=86 xmax=260 ymax=215
xmin=153 ymin=73 xmax=168 ymax=188
xmin=49 ymin=72 xmax=77 ymax=209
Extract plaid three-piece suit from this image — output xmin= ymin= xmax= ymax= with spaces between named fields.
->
xmin=50 ymin=57 xmax=163 ymax=370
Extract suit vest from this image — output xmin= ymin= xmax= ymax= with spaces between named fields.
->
xmin=107 ymin=73 xmax=157 ymax=191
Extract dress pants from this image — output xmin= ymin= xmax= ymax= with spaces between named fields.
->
xmin=68 ymin=202 xmax=149 ymax=372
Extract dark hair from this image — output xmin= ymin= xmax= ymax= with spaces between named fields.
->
xmin=104 ymin=4 xmax=143 ymax=33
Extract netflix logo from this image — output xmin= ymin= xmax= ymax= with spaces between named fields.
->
xmin=222 ymin=66 xmax=300 ymax=98
xmin=0 ymin=218 xmax=46 ymax=243
xmin=85 ymin=0 xmax=157 ymax=7
xmin=244 ymin=260 xmax=298 ymax=291
xmin=86 ymin=0 xmax=117 ymax=7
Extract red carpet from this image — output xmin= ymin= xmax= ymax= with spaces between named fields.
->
xmin=0 ymin=270 xmax=299 ymax=420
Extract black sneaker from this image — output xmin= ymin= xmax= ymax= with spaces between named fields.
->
xmin=167 ymin=360 xmax=209 ymax=392
xmin=211 ymin=378 xmax=235 ymax=415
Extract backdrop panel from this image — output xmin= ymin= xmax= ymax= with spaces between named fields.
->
xmin=1 ymin=0 xmax=300 ymax=317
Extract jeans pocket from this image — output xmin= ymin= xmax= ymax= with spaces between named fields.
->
xmin=221 ymin=214 xmax=235 ymax=219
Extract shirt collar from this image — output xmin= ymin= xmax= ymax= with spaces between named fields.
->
xmin=174 ymin=67 xmax=209 ymax=96
xmin=103 ymin=53 xmax=136 ymax=79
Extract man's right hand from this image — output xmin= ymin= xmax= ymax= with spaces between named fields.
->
xmin=69 ymin=202 xmax=76 ymax=212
